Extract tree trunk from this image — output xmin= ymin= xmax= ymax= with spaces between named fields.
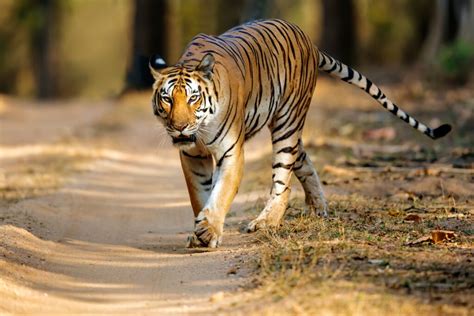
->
xmin=241 ymin=0 xmax=268 ymax=23
xmin=421 ymin=0 xmax=474 ymax=63
xmin=216 ymin=0 xmax=245 ymax=33
xmin=320 ymin=0 xmax=356 ymax=65
xmin=31 ymin=0 xmax=59 ymax=99
xmin=457 ymin=0 xmax=474 ymax=43
xmin=125 ymin=0 xmax=168 ymax=90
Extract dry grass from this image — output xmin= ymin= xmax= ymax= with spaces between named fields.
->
xmin=232 ymin=195 xmax=472 ymax=315
xmin=226 ymin=77 xmax=474 ymax=315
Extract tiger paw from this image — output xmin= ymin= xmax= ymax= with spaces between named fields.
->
xmin=186 ymin=234 xmax=205 ymax=248
xmin=189 ymin=211 xmax=222 ymax=248
xmin=246 ymin=216 xmax=280 ymax=233
xmin=245 ymin=218 xmax=262 ymax=233
xmin=303 ymin=203 xmax=329 ymax=217
xmin=246 ymin=203 xmax=286 ymax=233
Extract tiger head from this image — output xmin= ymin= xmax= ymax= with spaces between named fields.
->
xmin=150 ymin=54 xmax=216 ymax=148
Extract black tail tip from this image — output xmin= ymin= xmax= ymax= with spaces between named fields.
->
xmin=431 ymin=124 xmax=452 ymax=139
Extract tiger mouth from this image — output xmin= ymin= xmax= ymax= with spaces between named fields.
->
xmin=172 ymin=134 xmax=197 ymax=144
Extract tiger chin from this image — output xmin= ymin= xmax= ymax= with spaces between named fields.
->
xmin=149 ymin=19 xmax=451 ymax=248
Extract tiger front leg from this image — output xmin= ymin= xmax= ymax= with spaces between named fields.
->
xmin=180 ymin=149 xmax=214 ymax=217
xmin=187 ymin=144 xmax=244 ymax=248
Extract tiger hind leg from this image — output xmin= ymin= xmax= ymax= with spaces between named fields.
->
xmin=293 ymin=145 xmax=328 ymax=217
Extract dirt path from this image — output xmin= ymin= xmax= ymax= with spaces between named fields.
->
xmin=0 ymin=97 xmax=263 ymax=314
xmin=3 ymin=78 xmax=471 ymax=314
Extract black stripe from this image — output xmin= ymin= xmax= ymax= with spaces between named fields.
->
xmin=192 ymin=171 xmax=206 ymax=177
xmin=275 ymin=186 xmax=290 ymax=196
xmin=365 ymin=79 xmax=373 ymax=93
xmin=216 ymin=124 xmax=244 ymax=167
xmin=272 ymin=162 xmax=295 ymax=169
xmin=328 ymin=62 xmax=338 ymax=73
xmin=200 ymin=177 xmax=213 ymax=186
xmin=342 ymin=67 xmax=354 ymax=82
xmin=319 ymin=53 xmax=327 ymax=68
xmin=276 ymin=142 xmax=299 ymax=154
xmin=182 ymin=151 xmax=209 ymax=159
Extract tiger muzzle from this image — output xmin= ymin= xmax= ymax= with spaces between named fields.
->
xmin=172 ymin=134 xmax=197 ymax=144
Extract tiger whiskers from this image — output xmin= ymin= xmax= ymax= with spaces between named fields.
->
xmin=155 ymin=127 xmax=170 ymax=148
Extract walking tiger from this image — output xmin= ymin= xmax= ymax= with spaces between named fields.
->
xmin=149 ymin=19 xmax=451 ymax=248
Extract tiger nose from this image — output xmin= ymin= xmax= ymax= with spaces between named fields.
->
xmin=172 ymin=122 xmax=188 ymax=132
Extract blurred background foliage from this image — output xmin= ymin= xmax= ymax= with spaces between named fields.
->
xmin=0 ymin=0 xmax=473 ymax=99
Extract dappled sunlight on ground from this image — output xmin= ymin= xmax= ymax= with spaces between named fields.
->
xmin=0 ymin=75 xmax=472 ymax=314
xmin=0 ymin=146 xmax=255 ymax=313
xmin=0 ymin=96 xmax=257 ymax=314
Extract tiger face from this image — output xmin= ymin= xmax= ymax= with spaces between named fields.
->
xmin=150 ymin=54 xmax=216 ymax=148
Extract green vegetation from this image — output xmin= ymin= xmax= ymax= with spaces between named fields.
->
xmin=437 ymin=41 xmax=474 ymax=84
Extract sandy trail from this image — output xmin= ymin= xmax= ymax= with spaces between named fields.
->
xmin=0 ymin=98 xmax=265 ymax=314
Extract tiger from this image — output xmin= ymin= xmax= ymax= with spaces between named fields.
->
xmin=149 ymin=19 xmax=451 ymax=248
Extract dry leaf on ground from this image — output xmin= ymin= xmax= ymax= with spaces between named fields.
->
xmin=389 ymin=210 xmax=401 ymax=217
xmin=404 ymin=214 xmax=422 ymax=223
xmin=405 ymin=236 xmax=432 ymax=246
xmin=431 ymin=230 xmax=456 ymax=243
xmin=322 ymin=165 xmax=358 ymax=177
xmin=405 ymin=230 xmax=457 ymax=246
xmin=363 ymin=127 xmax=396 ymax=141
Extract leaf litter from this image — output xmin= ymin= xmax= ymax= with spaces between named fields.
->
xmin=229 ymin=78 xmax=474 ymax=315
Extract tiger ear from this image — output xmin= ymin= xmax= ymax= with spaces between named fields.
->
xmin=196 ymin=53 xmax=215 ymax=79
xmin=149 ymin=54 xmax=167 ymax=79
